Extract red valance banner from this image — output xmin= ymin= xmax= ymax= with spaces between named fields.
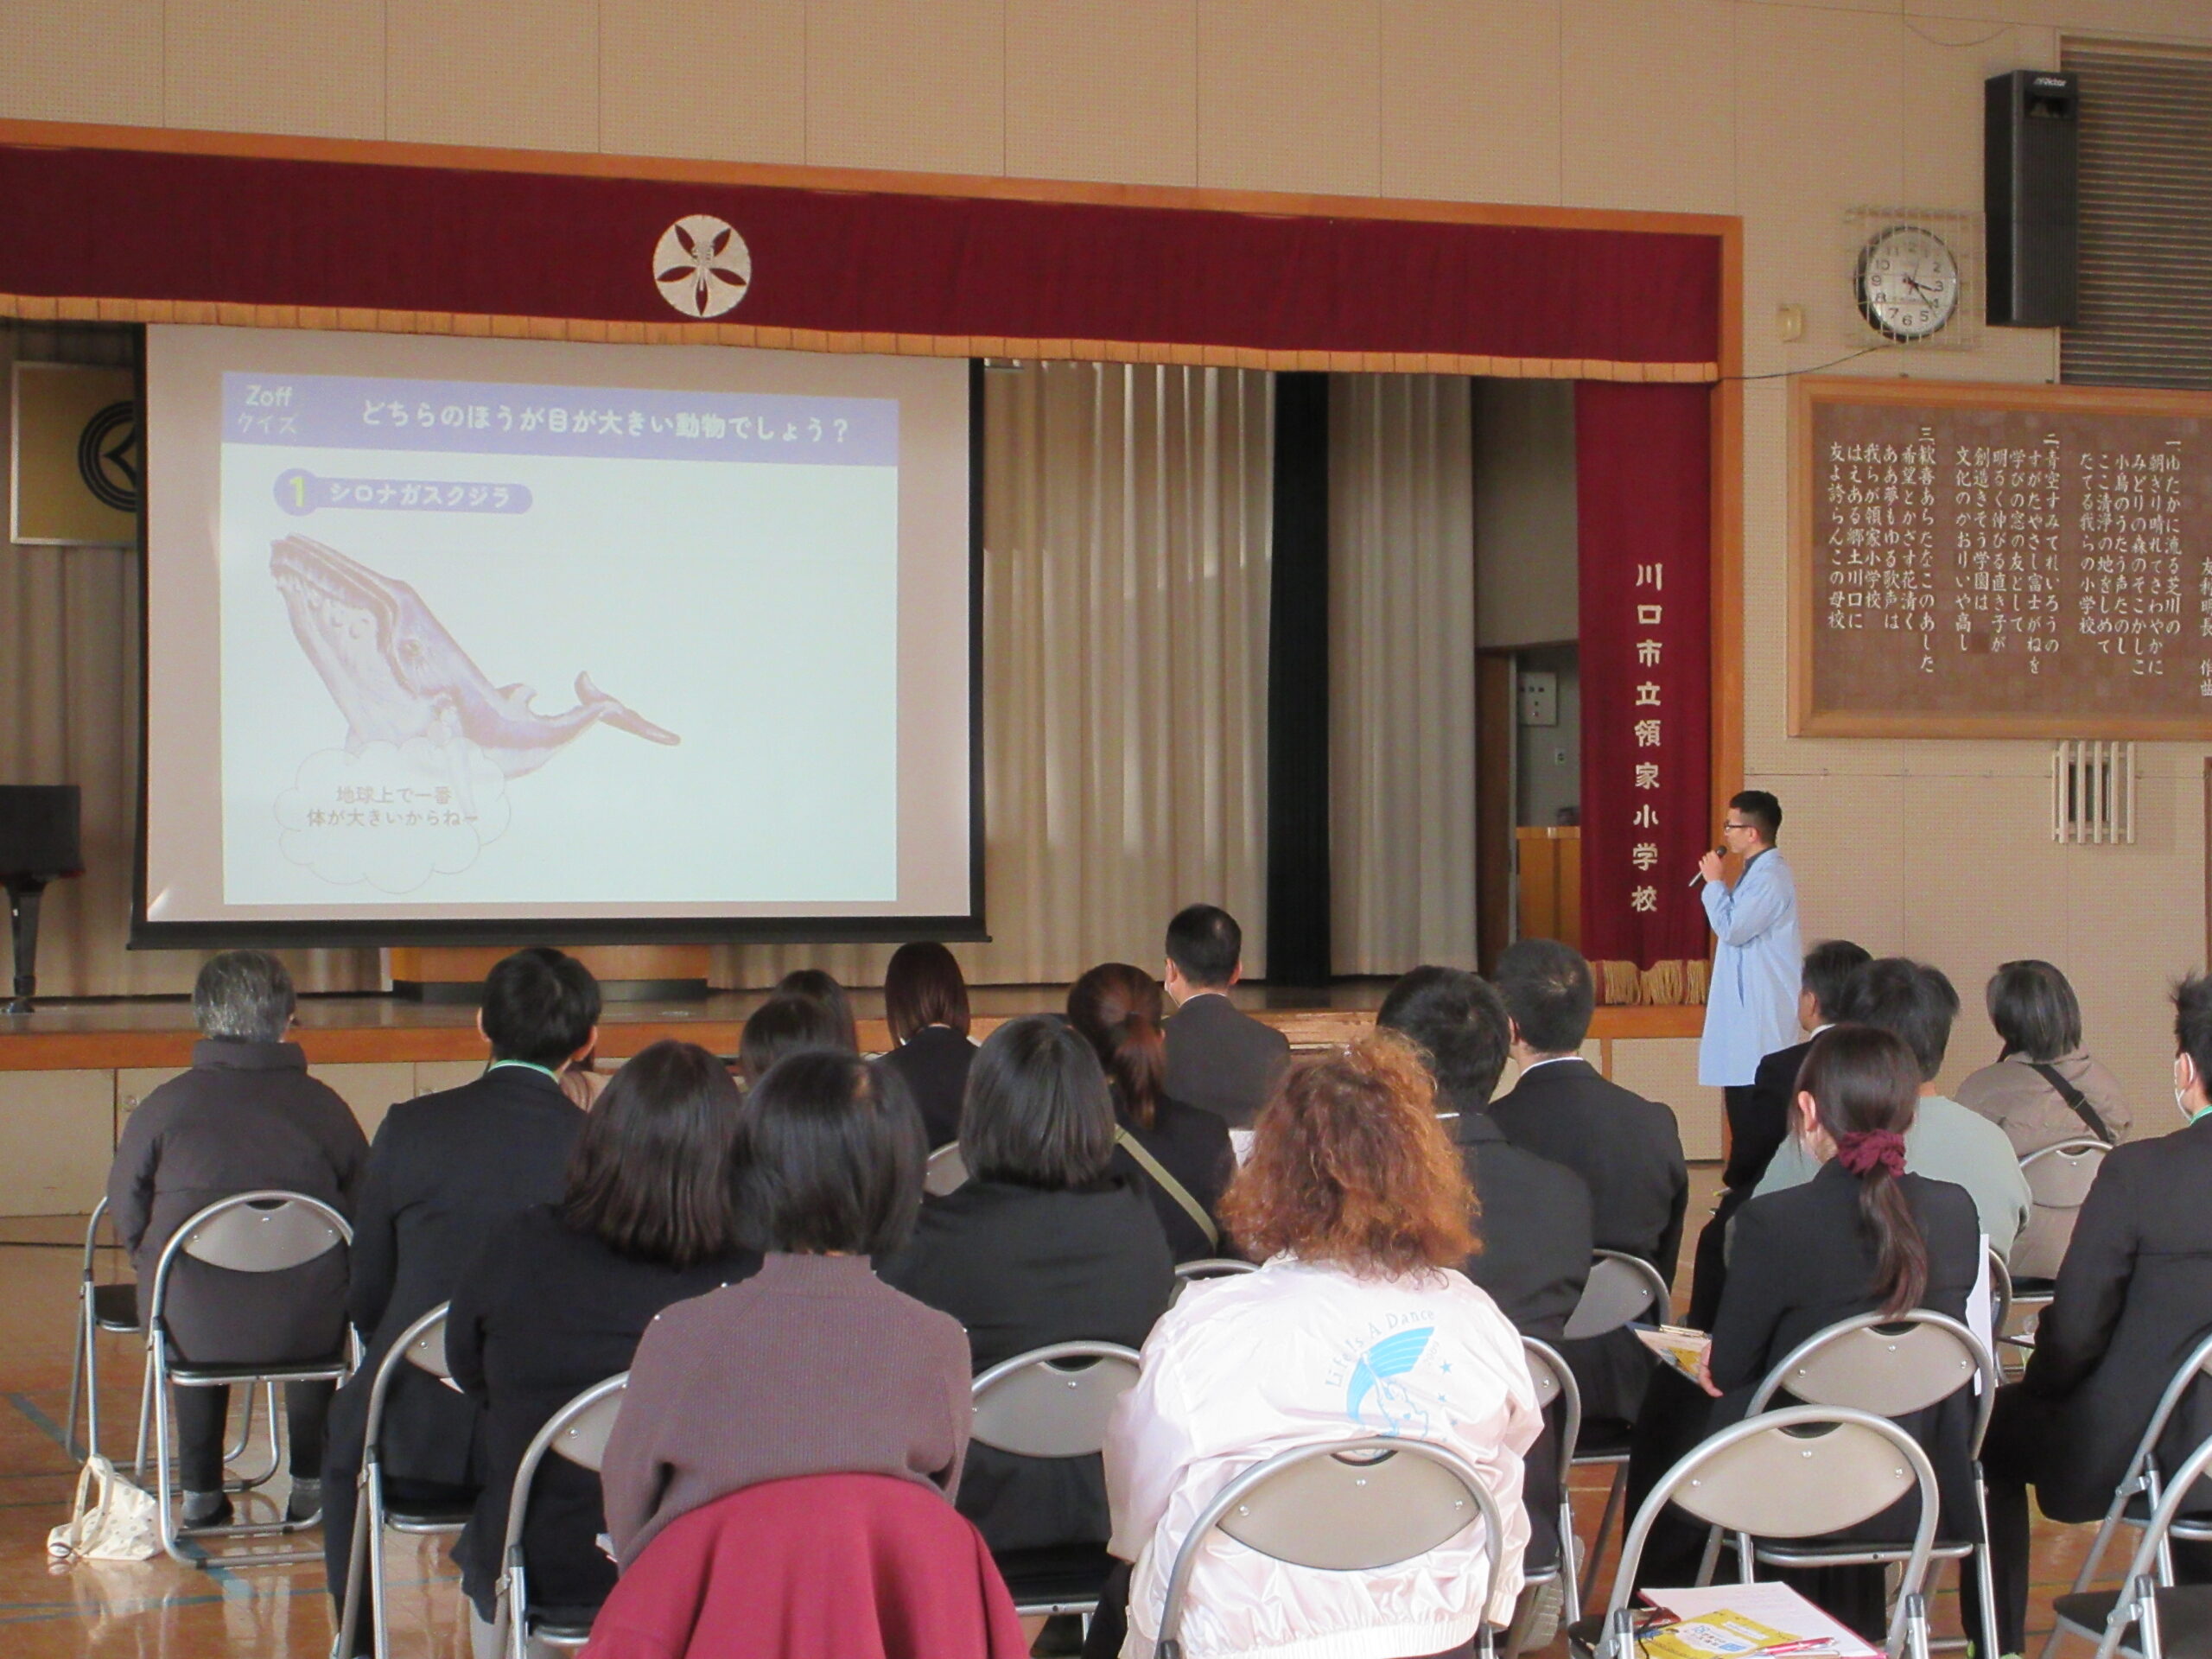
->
xmin=1576 ymin=381 xmax=1715 ymax=976
xmin=0 ymin=141 xmax=1719 ymax=367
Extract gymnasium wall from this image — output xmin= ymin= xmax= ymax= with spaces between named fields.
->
xmin=4 ymin=0 xmax=2208 ymax=1163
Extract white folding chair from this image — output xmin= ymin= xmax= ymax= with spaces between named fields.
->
xmin=2048 ymin=1428 xmax=2212 ymax=1659
xmin=139 ymin=1190 xmax=356 ymax=1567
xmin=499 ymin=1372 xmax=627 ymax=1659
xmin=1717 ymin=1311 xmax=1998 ymax=1659
xmin=1510 ymin=1337 xmax=1586 ymax=1659
xmin=1562 ymin=1248 xmax=1671 ymax=1614
xmin=1154 ymin=1435 xmax=1509 ymax=1659
xmin=2039 ymin=1332 xmax=2212 ymax=1659
xmin=923 ymin=1141 xmax=969 ymax=1196
xmin=2011 ymin=1139 xmax=2109 ymax=1306
xmin=336 ymin=1302 xmax=472 ymax=1659
xmin=969 ymin=1340 xmax=1143 ymax=1620
xmin=1588 ymin=1405 xmax=1942 ymax=1659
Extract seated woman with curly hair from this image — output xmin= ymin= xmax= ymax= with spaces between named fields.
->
xmin=1089 ymin=1036 xmax=1542 ymax=1659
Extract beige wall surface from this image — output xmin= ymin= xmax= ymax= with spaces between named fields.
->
xmin=5 ymin=0 xmax=2209 ymax=1133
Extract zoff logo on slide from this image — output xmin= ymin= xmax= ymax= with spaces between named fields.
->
xmin=654 ymin=215 xmax=752 ymax=318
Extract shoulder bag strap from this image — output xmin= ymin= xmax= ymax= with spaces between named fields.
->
xmin=1114 ymin=1125 xmax=1220 ymax=1249
xmin=2026 ymin=1061 xmax=2116 ymax=1146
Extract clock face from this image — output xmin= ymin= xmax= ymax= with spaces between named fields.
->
xmin=1856 ymin=225 xmax=1961 ymax=341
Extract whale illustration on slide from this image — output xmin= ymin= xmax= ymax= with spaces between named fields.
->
xmin=270 ymin=534 xmax=680 ymax=779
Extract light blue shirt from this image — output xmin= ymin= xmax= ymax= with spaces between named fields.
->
xmin=1698 ymin=846 xmax=1800 ymax=1087
xmin=1752 ymin=1094 xmax=2032 ymax=1260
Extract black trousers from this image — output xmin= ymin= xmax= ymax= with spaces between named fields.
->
xmin=173 ymin=1381 xmax=334 ymax=1493
xmin=1983 ymin=1384 xmax=2212 ymax=1654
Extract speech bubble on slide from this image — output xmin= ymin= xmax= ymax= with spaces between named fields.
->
xmin=276 ymin=739 xmax=512 ymax=894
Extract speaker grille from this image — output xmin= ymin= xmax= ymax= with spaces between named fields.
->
xmin=2059 ymin=41 xmax=2212 ymax=390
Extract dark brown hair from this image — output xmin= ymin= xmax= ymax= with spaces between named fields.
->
xmin=1066 ymin=963 xmax=1168 ymax=1129
xmin=1796 ymin=1024 xmax=1928 ymax=1318
xmin=1986 ymin=959 xmax=2082 ymax=1064
xmin=558 ymin=1039 xmax=745 ymax=1268
xmin=734 ymin=1050 xmax=924 ymax=1255
xmin=773 ymin=969 xmax=859 ymax=1053
xmin=960 ymin=1014 xmax=1117 ymax=1189
xmin=740 ymin=993 xmax=852 ymax=1084
xmin=884 ymin=942 xmax=971 ymax=1044
xmin=1220 ymin=1035 xmax=1477 ymax=1276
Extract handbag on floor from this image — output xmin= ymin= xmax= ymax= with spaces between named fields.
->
xmin=48 ymin=1455 xmax=162 ymax=1562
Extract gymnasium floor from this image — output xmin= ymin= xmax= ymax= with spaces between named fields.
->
xmin=0 ymin=1174 xmax=2101 ymax=1659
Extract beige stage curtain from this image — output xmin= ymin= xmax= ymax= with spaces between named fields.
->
xmin=0 ymin=321 xmax=379 ymax=996
xmin=1326 ymin=373 xmax=1478 ymax=975
xmin=714 ymin=359 xmax=1274 ymax=990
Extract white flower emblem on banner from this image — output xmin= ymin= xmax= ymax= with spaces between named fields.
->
xmin=653 ymin=215 xmax=752 ymax=318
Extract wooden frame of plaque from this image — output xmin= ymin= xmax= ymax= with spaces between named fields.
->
xmin=1792 ymin=375 xmax=2212 ymax=739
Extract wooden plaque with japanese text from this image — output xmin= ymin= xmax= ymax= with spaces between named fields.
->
xmin=1792 ymin=377 xmax=2212 ymax=738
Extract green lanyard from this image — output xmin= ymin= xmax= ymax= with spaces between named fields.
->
xmin=486 ymin=1059 xmax=563 ymax=1084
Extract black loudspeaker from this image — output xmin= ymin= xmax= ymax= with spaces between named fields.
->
xmin=0 ymin=785 xmax=82 ymax=878
xmin=0 ymin=785 xmax=83 ymax=1014
xmin=1986 ymin=70 xmax=2079 ymax=327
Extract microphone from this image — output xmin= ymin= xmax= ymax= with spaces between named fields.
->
xmin=1687 ymin=845 xmax=1725 ymax=888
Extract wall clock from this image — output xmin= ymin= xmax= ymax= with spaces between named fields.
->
xmin=1854 ymin=222 xmax=1962 ymax=342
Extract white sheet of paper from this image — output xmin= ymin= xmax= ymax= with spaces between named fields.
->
xmin=1967 ymin=1232 xmax=1993 ymax=1392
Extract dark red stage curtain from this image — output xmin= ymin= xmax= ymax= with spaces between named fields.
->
xmin=1575 ymin=382 xmax=1713 ymax=977
xmin=0 ymin=143 xmax=1719 ymax=366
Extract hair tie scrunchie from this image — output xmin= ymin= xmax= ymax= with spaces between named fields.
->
xmin=1835 ymin=1128 xmax=1906 ymax=1179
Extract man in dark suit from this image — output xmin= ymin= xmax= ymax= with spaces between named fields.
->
xmin=1489 ymin=938 xmax=1688 ymax=1431
xmin=322 ymin=947 xmax=600 ymax=1649
xmin=1686 ymin=938 xmax=1869 ymax=1327
xmin=1980 ymin=975 xmax=2212 ymax=1655
xmin=1160 ymin=904 xmax=1289 ymax=1129
xmin=1376 ymin=965 xmax=1592 ymax=1339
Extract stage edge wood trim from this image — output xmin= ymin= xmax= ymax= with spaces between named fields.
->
xmin=0 ymin=1004 xmax=1705 ymax=1071
xmin=0 ymin=294 xmax=1719 ymax=385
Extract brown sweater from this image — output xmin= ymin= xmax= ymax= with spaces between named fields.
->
xmin=599 ymin=1252 xmax=973 ymax=1568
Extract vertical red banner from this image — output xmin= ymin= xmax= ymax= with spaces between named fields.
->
xmin=1575 ymin=382 xmax=1713 ymax=971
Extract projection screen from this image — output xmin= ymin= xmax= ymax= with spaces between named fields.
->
xmin=138 ymin=326 xmax=979 ymax=944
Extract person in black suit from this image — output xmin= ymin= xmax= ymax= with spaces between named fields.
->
xmin=1376 ymin=963 xmax=1595 ymax=1600
xmin=1067 ymin=962 xmax=1235 ymax=1263
xmin=1160 ymin=905 xmax=1289 ymax=1129
xmin=446 ymin=1040 xmax=760 ymax=1650
xmin=1687 ymin=938 xmax=1870 ymax=1328
xmin=880 ymin=1014 xmax=1175 ymax=1562
xmin=1980 ymin=976 xmax=2212 ymax=1654
xmin=1626 ymin=1026 xmax=1983 ymax=1639
xmin=877 ymin=941 xmax=979 ymax=1151
xmin=1489 ymin=938 xmax=1688 ymax=1430
xmin=322 ymin=947 xmax=600 ymax=1649
xmin=1376 ymin=965 xmax=1593 ymax=1339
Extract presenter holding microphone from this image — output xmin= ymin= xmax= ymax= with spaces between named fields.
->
xmin=1695 ymin=791 xmax=1800 ymax=1122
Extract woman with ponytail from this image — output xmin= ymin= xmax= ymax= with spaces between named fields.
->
xmin=1624 ymin=1024 xmax=1982 ymax=1639
xmin=1068 ymin=963 xmax=1235 ymax=1262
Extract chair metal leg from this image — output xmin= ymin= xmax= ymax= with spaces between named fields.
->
xmin=1580 ymin=1466 xmax=1628 ymax=1617
xmin=1904 ymin=1590 xmax=1932 ymax=1659
xmin=1560 ymin=1497 xmax=1582 ymax=1623
xmin=1968 ymin=1477 xmax=2002 ymax=1659
xmin=368 ymin=1462 xmax=393 ymax=1659
xmin=65 ymin=1288 xmax=96 ymax=1462
xmin=335 ymin=1469 xmax=376 ymax=1659
xmin=152 ymin=1355 xmax=195 ymax=1567
xmin=133 ymin=1345 xmax=156 ymax=1478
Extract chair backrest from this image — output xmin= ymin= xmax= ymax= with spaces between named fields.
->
xmin=1155 ymin=1437 xmax=1503 ymax=1658
xmin=1745 ymin=1310 xmax=1995 ymax=1452
xmin=2013 ymin=1139 xmax=2109 ymax=1278
xmin=80 ymin=1194 xmax=112 ymax=1281
xmin=1173 ymin=1257 xmax=1258 ymax=1282
xmin=969 ymin=1342 xmax=1141 ymax=1459
xmin=1606 ymin=1406 xmax=1939 ymax=1659
xmin=2090 ymin=1429 xmax=2212 ymax=1659
xmin=1987 ymin=1246 xmax=2014 ymax=1342
xmin=923 ymin=1141 xmax=968 ymax=1197
xmin=362 ymin=1302 xmax=454 ymax=1460
xmin=1522 ymin=1336 xmax=1583 ymax=1478
xmin=500 ymin=1372 xmax=627 ymax=1644
xmin=149 ymin=1190 xmax=352 ymax=1318
xmin=1562 ymin=1249 xmax=1669 ymax=1341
